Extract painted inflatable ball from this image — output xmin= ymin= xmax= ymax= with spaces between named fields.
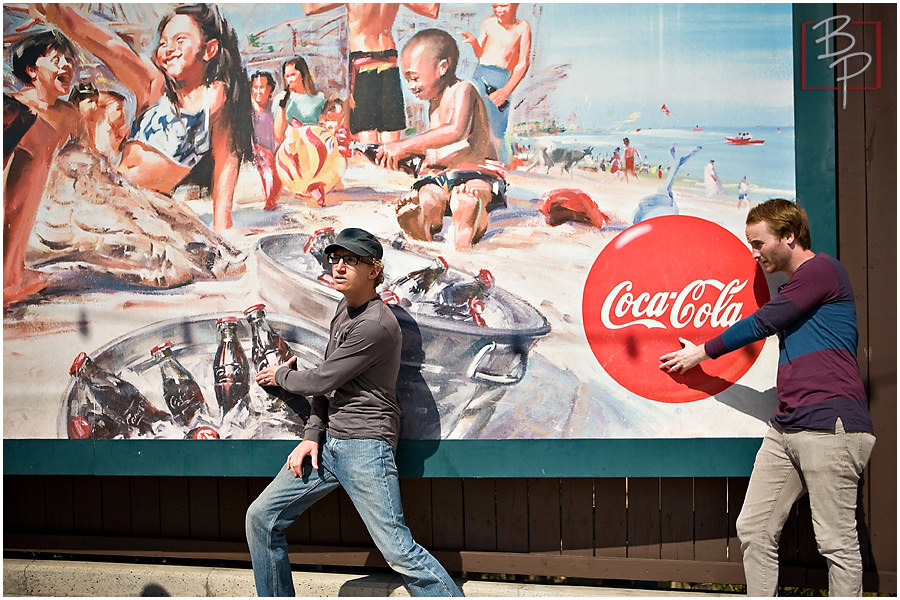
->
xmin=275 ymin=122 xmax=346 ymax=206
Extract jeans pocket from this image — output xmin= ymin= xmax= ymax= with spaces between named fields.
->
xmin=853 ymin=433 xmax=876 ymax=474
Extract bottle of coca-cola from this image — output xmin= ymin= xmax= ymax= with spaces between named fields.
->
xmin=150 ymin=341 xmax=206 ymax=428
xmin=244 ymin=304 xmax=295 ymax=412
xmin=68 ymin=352 xmax=170 ymax=438
xmin=65 ymin=393 xmax=126 ymax=440
xmin=437 ymin=269 xmax=495 ymax=311
xmin=303 ymin=226 xmax=336 ymax=269
xmin=387 ymin=256 xmax=449 ymax=305
xmin=244 ymin=305 xmax=293 ymax=368
xmin=213 ymin=316 xmax=250 ymax=416
xmin=480 ymin=78 xmax=510 ymax=111
xmin=350 ymin=142 xmax=424 ymax=177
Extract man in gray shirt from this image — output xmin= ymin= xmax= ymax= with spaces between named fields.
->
xmin=246 ymin=227 xmax=462 ymax=597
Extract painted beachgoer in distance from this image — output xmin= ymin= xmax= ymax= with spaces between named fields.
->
xmin=737 ymin=175 xmax=750 ymax=209
xmin=460 ymin=3 xmax=531 ymax=165
xmin=609 ymin=147 xmax=622 ymax=177
xmin=622 ymin=136 xmax=641 ymax=183
xmin=3 ymin=29 xmax=80 ymax=306
xmin=319 ymin=97 xmax=348 ymax=132
xmin=376 ymin=28 xmax=505 ymax=251
xmin=319 ymin=97 xmax=352 ymax=158
xmin=34 ymin=3 xmax=255 ymax=233
xmin=250 ymin=70 xmax=282 ymax=210
xmin=704 ymin=159 xmax=725 ymax=196
xmin=300 ymin=3 xmax=440 ymax=145
xmin=274 ymin=56 xmax=325 ymax=143
xmin=250 ymin=71 xmax=278 ymax=153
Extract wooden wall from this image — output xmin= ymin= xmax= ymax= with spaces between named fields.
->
xmin=3 ymin=3 xmax=896 ymax=594
xmin=835 ymin=2 xmax=897 ymax=590
xmin=2 ymin=469 xmax=893 ymax=591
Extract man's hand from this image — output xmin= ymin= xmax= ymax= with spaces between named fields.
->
xmin=255 ymin=356 xmax=297 ymax=387
xmin=286 ymin=440 xmax=319 ymax=476
xmin=659 ymin=337 xmax=709 ymax=374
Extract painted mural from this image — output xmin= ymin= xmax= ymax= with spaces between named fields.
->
xmin=3 ymin=3 xmax=797 ymax=441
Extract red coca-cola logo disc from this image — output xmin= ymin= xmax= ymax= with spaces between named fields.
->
xmin=582 ymin=216 xmax=770 ymax=403
xmin=188 ymin=426 xmax=220 ymax=440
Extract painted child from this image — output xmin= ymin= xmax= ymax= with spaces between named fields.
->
xmin=460 ymin=3 xmax=531 ymax=164
xmin=376 ymin=28 xmax=506 ymax=250
xmin=4 ymin=30 xmax=80 ymax=306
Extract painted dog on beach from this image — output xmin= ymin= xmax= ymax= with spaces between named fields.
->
xmin=526 ymin=145 xmax=593 ymax=175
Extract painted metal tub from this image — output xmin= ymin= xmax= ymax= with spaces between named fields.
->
xmin=255 ymin=232 xmax=551 ymax=386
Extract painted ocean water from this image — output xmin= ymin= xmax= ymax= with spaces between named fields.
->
xmin=517 ymin=125 xmax=797 ymax=198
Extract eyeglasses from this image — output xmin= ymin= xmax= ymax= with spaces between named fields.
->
xmin=325 ymin=253 xmax=373 ymax=267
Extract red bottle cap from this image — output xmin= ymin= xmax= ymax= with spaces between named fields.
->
xmin=478 ymin=269 xmax=495 ymax=288
xmin=303 ymin=229 xmax=333 ymax=253
xmin=244 ymin=304 xmax=266 ymax=316
xmin=380 ymin=289 xmax=400 ymax=305
xmin=67 ymin=416 xmax=92 ymax=439
xmin=150 ymin=341 xmax=173 ymax=356
xmin=69 ymin=352 xmax=88 ymax=375
xmin=216 ymin=316 xmax=239 ymax=325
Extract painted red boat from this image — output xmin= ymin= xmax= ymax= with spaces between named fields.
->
xmin=725 ymin=136 xmax=765 ymax=145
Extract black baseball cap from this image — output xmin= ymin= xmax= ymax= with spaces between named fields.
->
xmin=324 ymin=227 xmax=383 ymax=260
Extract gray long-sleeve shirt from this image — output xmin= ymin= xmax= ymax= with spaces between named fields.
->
xmin=274 ymin=296 xmax=403 ymax=446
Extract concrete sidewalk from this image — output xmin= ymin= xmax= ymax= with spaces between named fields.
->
xmin=4 ymin=558 xmax=729 ymax=597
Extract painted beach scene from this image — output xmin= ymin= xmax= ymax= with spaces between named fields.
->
xmin=3 ymin=3 xmax=795 ymax=441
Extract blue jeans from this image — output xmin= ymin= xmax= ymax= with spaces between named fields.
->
xmin=736 ymin=419 xmax=875 ymax=596
xmin=246 ymin=435 xmax=463 ymax=596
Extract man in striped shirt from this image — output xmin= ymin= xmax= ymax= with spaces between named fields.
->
xmin=660 ymin=198 xmax=875 ymax=596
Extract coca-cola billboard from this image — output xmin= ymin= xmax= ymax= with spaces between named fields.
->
xmin=583 ymin=216 xmax=771 ymax=403
xmin=2 ymin=3 xmax=801 ymax=452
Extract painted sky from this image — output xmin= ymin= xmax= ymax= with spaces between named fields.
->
xmin=218 ymin=2 xmax=795 ymax=130
xmin=3 ymin=2 xmax=795 ymax=130
xmin=538 ymin=4 xmax=795 ymax=128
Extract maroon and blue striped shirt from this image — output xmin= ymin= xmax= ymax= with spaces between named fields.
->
xmin=705 ymin=253 xmax=873 ymax=433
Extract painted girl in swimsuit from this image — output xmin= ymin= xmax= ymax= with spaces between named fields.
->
xmin=274 ymin=56 xmax=325 ymax=144
xmin=33 ymin=3 xmax=254 ymax=233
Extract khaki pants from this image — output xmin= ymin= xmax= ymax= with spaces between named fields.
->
xmin=736 ymin=419 xmax=875 ymax=596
